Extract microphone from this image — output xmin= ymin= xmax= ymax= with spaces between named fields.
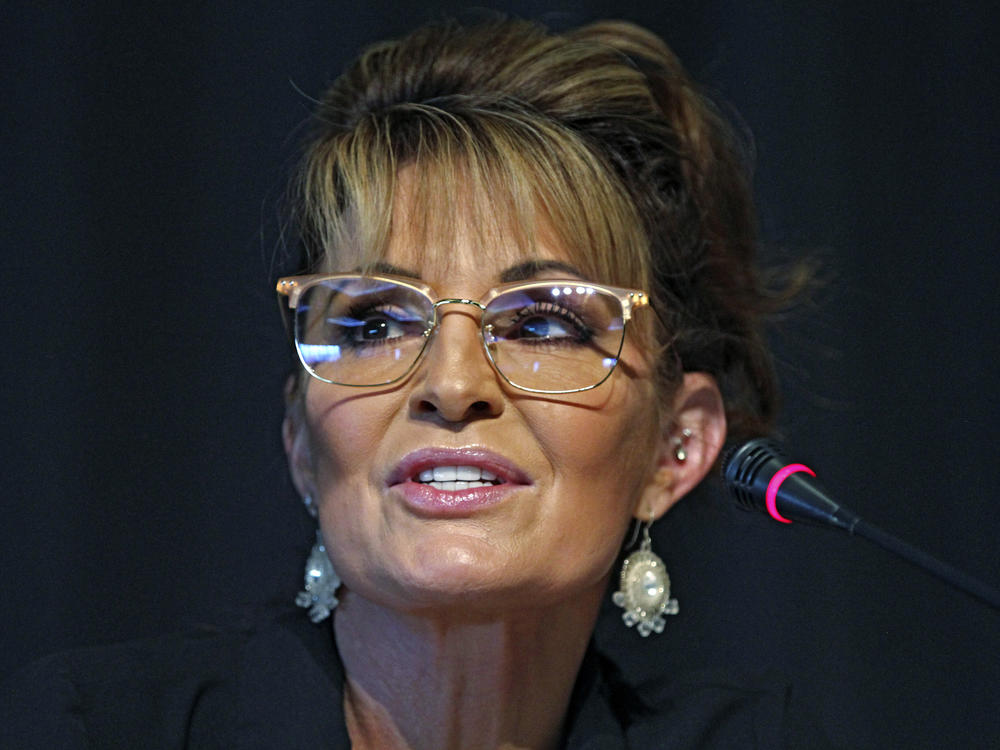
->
xmin=721 ymin=438 xmax=860 ymax=531
xmin=721 ymin=437 xmax=1000 ymax=610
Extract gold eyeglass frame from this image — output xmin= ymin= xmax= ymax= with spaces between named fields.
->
xmin=276 ymin=272 xmax=649 ymax=394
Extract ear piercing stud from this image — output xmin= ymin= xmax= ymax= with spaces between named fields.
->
xmin=673 ymin=428 xmax=693 ymax=462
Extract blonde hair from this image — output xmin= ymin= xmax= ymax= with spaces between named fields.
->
xmin=289 ymin=17 xmax=790 ymax=437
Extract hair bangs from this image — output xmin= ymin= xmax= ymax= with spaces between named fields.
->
xmin=301 ymin=103 xmax=651 ymax=294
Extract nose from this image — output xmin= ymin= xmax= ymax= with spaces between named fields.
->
xmin=407 ymin=302 xmax=505 ymax=423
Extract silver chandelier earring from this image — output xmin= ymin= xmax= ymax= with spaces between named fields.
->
xmin=294 ymin=495 xmax=341 ymax=623
xmin=612 ymin=511 xmax=678 ymax=637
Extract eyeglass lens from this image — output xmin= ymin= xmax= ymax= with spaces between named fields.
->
xmin=295 ymin=278 xmax=626 ymax=392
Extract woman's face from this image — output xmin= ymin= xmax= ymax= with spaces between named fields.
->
xmin=288 ymin=199 xmax=668 ymax=618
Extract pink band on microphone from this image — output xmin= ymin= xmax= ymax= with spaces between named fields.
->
xmin=765 ymin=463 xmax=816 ymax=524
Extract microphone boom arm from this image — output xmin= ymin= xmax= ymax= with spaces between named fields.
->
xmin=722 ymin=439 xmax=1000 ymax=611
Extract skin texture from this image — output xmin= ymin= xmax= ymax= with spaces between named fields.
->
xmin=284 ymin=183 xmax=727 ymax=749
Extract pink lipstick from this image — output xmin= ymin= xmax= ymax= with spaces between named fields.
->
xmin=388 ymin=447 xmax=531 ymax=517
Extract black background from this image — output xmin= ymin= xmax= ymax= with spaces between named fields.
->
xmin=3 ymin=2 xmax=998 ymax=748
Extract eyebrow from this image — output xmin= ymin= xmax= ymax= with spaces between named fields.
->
xmin=499 ymin=259 xmax=586 ymax=283
xmin=364 ymin=261 xmax=422 ymax=278
xmin=361 ymin=258 xmax=585 ymax=284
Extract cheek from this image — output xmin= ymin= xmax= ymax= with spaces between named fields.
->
xmin=304 ymin=388 xmax=392 ymax=484
xmin=544 ymin=381 xmax=660 ymax=489
xmin=303 ymin=389 xmax=402 ymax=587
xmin=533 ymin=380 xmax=662 ymax=564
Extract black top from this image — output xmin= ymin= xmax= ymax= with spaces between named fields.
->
xmin=0 ymin=605 xmax=831 ymax=749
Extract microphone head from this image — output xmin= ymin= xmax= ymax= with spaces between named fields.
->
xmin=721 ymin=438 xmax=789 ymax=513
xmin=721 ymin=437 xmax=858 ymax=529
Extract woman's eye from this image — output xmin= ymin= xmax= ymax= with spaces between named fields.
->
xmin=508 ymin=303 xmax=592 ymax=343
xmin=333 ymin=303 xmax=424 ymax=345
xmin=515 ymin=314 xmax=571 ymax=339
xmin=356 ymin=313 xmax=397 ymax=341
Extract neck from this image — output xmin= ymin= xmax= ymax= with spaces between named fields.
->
xmin=334 ymin=585 xmax=605 ymax=750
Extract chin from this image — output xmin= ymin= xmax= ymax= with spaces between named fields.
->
xmin=352 ymin=537 xmax=603 ymax=619
xmin=402 ymin=538 xmax=515 ymax=596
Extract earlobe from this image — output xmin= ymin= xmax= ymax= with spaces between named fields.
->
xmin=635 ymin=465 xmax=679 ymax=521
xmin=635 ymin=372 xmax=727 ymax=521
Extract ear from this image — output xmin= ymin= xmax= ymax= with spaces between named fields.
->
xmin=634 ymin=371 xmax=727 ymax=521
xmin=282 ymin=374 xmax=315 ymax=500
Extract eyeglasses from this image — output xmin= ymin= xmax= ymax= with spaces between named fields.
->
xmin=276 ymin=273 xmax=649 ymax=394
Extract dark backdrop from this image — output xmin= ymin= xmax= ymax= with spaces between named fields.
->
xmin=3 ymin=2 xmax=998 ymax=748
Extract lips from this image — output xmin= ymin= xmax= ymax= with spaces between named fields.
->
xmin=388 ymin=447 xmax=531 ymax=516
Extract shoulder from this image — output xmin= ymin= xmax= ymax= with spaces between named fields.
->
xmin=0 ymin=604 xmax=349 ymax=749
xmin=1 ymin=616 xmax=246 ymax=749
xmin=627 ymin=667 xmax=839 ymax=750
xmin=566 ymin=649 xmax=838 ymax=750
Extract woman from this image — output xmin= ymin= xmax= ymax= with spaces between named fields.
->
xmin=275 ymin=15 xmax=801 ymax=749
xmin=2 ymin=16 xmax=821 ymax=749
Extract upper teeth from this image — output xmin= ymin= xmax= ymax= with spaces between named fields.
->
xmin=418 ymin=465 xmax=499 ymax=483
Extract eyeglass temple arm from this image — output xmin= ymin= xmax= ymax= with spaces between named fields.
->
xmin=620 ymin=290 xmax=649 ymax=321
xmin=277 ymin=277 xmax=330 ymax=309
xmin=276 ymin=278 xmax=299 ymax=305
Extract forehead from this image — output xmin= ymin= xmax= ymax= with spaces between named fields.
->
xmin=339 ymin=165 xmax=586 ymax=282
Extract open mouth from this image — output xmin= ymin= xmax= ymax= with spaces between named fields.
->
xmin=414 ymin=465 xmax=504 ymax=491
